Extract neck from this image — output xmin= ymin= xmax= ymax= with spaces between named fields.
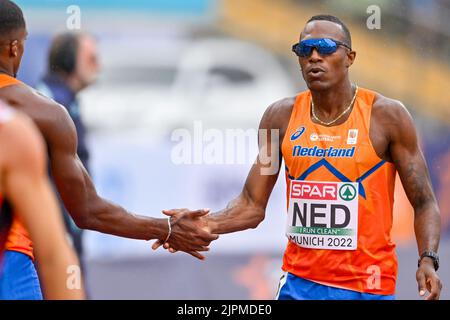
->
xmin=0 ymin=64 xmax=15 ymax=78
xmin=66 ymin=75 xmax=83 ymax=94
xmin=310 ymin=80 xmax=354 ymax=117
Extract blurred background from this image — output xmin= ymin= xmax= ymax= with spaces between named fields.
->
xmin=16 ymin=0 xmax=449 ymax=299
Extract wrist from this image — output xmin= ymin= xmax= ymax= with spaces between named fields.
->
xmin=418 ymin=257 xmax=434 ymax=267
xmin=418 ymin=250 xmax=439 ymax=271
xmin=152 ymin=218 xmax=171 ymax=240
xmin=163 ymin=216 xmax=172 ymax=243
xmin=205 ymin=215 xmax=218 ymax=234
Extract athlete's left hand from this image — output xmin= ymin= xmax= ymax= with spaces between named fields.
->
xmin=416 ymin=258 xmax=442 ymax=300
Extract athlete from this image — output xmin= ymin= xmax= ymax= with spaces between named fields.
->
xmin=156 ymin=15 xmax=442 ymax=300
xmin=0 ymin=101 xmax=85 ymax=299
xmin=0 ymin=0 xmax=218 ymax=299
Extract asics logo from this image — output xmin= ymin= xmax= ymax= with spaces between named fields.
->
xmin=290 ymin=126 xmax=305 ymax=141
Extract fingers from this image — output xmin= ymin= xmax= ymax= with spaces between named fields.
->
xmin=153 ymin=238 xmax=208 ymax=260
xmin=163 ymin=241 xmax=209 ymax=252
xmin=151 ymin=240 xmax=163 ymax=250
xmin=425 ymin=277 xmax=441 ymax=300
xmin=187 ymin=251 xmax=205 ymax=260
xmin=187 ymin=208 xmax=211 ymax=218
xmin=161 ymin=209 xmax=180 ymax=216
xmin=187 ymin=236 xmax=216 ymax=247
xmin=180 ymin=245 xmax=210 ymax=252
xmin=198 ymin=230 xmax=220 ymax=242
xmin=163 ymin=208 xmax=207 ymax=217
xmin=153 ymin=234 xmax=217 ymax=252
xmin=417 ymin=271 xmax=427 ymax=297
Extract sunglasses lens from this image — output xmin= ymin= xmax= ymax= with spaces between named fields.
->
xmin=318 ymin=39 xmax=337 ymax=54
xmin=294 ymin=39 xmax=338 ymax=57
xmin=318 ymin=45 xmax=336 ymax=54
xmin=299 ymin=45 xmax=311 ymax=57
xmin=293 ymin=43 xmax=311 ymax=57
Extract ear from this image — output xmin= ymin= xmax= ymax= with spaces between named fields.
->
xmin=10 ymin=40 xmax=19 ymax=58
xmin=346 ymin=50 xmax=356 ymax=68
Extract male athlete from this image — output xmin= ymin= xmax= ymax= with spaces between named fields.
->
xmin=157 ymin=15 xmax=442 ymax=300
xmin=0 ymin=101 xmax=84 ymax=299
xmin=0 ymin=0 xmax=217 ymax=299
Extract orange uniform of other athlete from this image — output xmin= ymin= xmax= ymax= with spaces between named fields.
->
xmin=281 ymin=87 xmax=397 ymax=295
xmin=0 ymin=74 xmax=33 ymax=260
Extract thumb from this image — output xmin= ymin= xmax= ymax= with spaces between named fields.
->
xmin=152 ymin=240 xmax=163 ymax=250
xmin=417 ymin=271 xmax=427 ymax=297
xmin=188 ymin=208 xmax=211 ymax=218
xmin=162 ymin=209 xmax=178 ymax=216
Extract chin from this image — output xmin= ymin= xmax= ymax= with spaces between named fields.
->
xmin=305 ymin=80 xmax=331 ymax=92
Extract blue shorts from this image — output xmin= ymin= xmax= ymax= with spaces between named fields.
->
xmin=276 ymin=272 xmax=395 ymax=300
xmin=0 ymin=250 xmax=43 ymax=300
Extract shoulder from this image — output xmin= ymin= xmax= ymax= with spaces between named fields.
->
xmin=371 ymin=91 xmax=417 ymax=141
xmin=372 ymin=92 xmax=413 ymax=123
xmin=0 ymin=83 xmax=76 ymax=144
xmin=260 ymin=96 xmax=296 ymax=129
xmin=0 ymin=82 xmax=70 ymax=119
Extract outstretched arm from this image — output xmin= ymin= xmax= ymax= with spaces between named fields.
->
xmin=206 ymin=156 xmax=280 ymax=234
xmin=154 ymin=99 xmax=291 ymax=253
xmin=383 ymin=99 xmax=441 ymax=300
xmin=153 ymin=99 xmax=294 ymax=254
xmin=206 ymin=101 xmax=289 ymax=234
xmin=3 ymin=84 xmax=218 ymax=259
xmin=46 ymin=110 xmax=168 ymax=239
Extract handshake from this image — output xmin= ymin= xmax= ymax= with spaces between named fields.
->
xmin=151 ymin=208 xmax=219 ymax=260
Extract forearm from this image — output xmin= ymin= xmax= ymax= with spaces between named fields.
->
xmin=16 ymin=179 xmax=85 ymax=299
xmin=414 ymin=202 xmax=441 ymax=254
xmin=79 ymin=198 xmax=169 ymax=241
xmin=207 ymin=196 xmax=265 ymax=234
xmin=37 ymin=244 xmax=85 ymax=300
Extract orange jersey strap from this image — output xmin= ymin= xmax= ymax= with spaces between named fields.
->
xmin=0 ymin=73 xmax=21 ymax=88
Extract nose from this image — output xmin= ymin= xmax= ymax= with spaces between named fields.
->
xmin=308 ymin=48 xmax=323 ymax=62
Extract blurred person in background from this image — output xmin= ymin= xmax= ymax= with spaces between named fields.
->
xmin=0 ymin=101 xmax=85 ymax=300
xmin=36 ymin=32 xmax=100 ymax=270
xmin=156 ymin=14 xmax=442 ymax=300
xmin=0 ymin=0 xmax=217 ymax=300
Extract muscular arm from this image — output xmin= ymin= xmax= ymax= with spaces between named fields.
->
xmin=42 ymin=97 xmax=168 ymax=240
xmin=0 ymin=84 xmax=217 ymax=254
xmin=382 ymin=101 xmax=440 ymax=254
xmin=379 ymin=98 xmax=442 ymax=299
xmin=2 ymin=113 xmax=84 ymax=299
xmin=374 ymin=98 xmax=441 ymax=259
xmin=206 ymin=99 xmax=293 ymax=234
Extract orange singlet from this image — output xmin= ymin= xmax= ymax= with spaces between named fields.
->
xmin=0 ymin=74 xmax=34 ymax=260
xmin=281 ymin=87 xmax=397 ymax=295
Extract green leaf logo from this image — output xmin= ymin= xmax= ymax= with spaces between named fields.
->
xmin=339 ymin=184 xmax=356 ymax=201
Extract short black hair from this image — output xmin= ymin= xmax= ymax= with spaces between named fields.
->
xmin=48 ymin=32 xmax=81 ymax=76
xmin=305 ymin=14 xmax=352 ymax=48
xmin=0 ymin=0 xmax=26 ymax=39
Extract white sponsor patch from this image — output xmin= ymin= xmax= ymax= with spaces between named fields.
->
xmin=286 ymin=180 xmax=359 ymax=250
xmin=347 ymin=129 xmax=358 ymax=145
xmin=310 ymin=133 xmax=341 ymax=142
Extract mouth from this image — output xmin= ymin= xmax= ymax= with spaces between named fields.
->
xmin=307 ymin=67 xmax=326 ymax=76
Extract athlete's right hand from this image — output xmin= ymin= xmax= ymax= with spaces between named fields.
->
xmin=416 ymin=258 xmax=442 ymax=300
xmin=152 ymin=208 xmax=219 ymax=260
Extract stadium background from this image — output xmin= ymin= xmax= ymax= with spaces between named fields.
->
xmin=15 ymin=0 xmax=450 ymax=299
